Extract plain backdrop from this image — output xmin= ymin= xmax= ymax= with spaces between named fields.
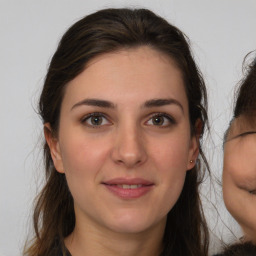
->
xmin=1 ymin=0 xmax=256 ymax=255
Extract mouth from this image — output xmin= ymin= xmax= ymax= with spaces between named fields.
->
xmin=102 ymin=178 xmax=154 ymax=199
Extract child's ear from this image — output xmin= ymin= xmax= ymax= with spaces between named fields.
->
xmin=187 ymin=119 xmax=202 ymax=170
xmin=44 ymin=123 xmax=64 ymax=173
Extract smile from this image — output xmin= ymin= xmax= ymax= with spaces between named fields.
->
xmin=102 ymin=178 xmax=154 ymax=199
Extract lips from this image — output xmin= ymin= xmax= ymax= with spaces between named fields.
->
xmin=102 ymin=178 xmax=154 ymax=199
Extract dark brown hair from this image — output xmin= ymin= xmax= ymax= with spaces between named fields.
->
xmin=215 ymin=242 xmax=256 ymax=256
xmin=234 ymin=55 xmax=256 ymax=118
xmin=224 ymin=54 xmax=256 ymax=142
xmin=24 ymin=8 xmax=209 ymax=256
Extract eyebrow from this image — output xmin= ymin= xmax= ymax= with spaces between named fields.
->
xmin=71 ymin=98 xmax=115 ymax=110
xmin=143 ymin=98 xmax=184 ymax=113
xmin=71 ymin=98 xmax=184 ymax=112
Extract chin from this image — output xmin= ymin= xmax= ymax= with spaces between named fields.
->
xmin=112 ymin=217 xmax=149 ymax=233
xmin=107 ymin=211 xmax=165 ymax=234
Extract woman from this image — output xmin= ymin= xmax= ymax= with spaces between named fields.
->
xmin=217 ymin=55 xmax=256 ymax=255
xmin=24 ymin=8 xmax=210 ymax=256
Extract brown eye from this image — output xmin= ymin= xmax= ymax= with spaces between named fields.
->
xmin=90 ymin=116 xmax=103 ymax=125
xmin=152 ymin=116 xmax=164 ymax=125
xmin=82 ymin=113 xmax=111 ymax=127
xmin=146 ymin=113 xmax=175 ymax=127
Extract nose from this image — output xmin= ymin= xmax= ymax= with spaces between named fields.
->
xmin=111 ymin=123 xmax=147 ymax=168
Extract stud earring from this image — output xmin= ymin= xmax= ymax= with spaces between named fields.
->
xmin=190 ymin=160 xmax=193 ymax=163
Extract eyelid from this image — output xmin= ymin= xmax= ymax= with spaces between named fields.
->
xmin=237 ymin=184 xmax=256 ymax=195
xmin=225 ymin=131 xmax=256 ymax=143
xmin=238 ymin=131 xmax=256 ymax=137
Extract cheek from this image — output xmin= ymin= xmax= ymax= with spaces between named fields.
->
xmin=59 ymin=135 xmax=111 ymax=209
xmin=223 ymin=146 xmax=256 ymax=233
xmin=151 ymin=135 xmax=191 ymax=170
xmin=150 ymin=135 xmax=190 ymax=199
xmin=223 ymin=149 xmax=242 ymax=207
xmin=60 ymin=134 xmax=110 ymax=179
xmin=223 ymin=146 xmax=255 ymax=190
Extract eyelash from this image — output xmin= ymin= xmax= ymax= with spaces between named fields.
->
xmin=80 ymin=112 xmax=176 ymax=128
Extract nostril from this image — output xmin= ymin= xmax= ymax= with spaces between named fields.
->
xmin=116 ymin=155 xmax=142 ymax=165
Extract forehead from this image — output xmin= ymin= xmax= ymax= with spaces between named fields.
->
xmin=63 ymin=46 xmax=187 ymax=108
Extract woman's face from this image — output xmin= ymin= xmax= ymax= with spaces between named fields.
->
xmin=223 ymin=115 xmax=256 ymax=242
xmin=46 ymin=46 xmax=198 ymax=235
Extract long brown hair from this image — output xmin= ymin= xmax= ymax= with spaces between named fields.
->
xmin=24 ymin=8 xmax=209 ymax=256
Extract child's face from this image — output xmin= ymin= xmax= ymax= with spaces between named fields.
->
xmin=223 ymin=115 xmax=256 ymax=242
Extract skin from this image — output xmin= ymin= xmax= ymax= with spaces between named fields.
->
xmin=45 ymin=46 xmax=199 ymax=256
xmin=223 ymin=115 xmax=256 ymax=243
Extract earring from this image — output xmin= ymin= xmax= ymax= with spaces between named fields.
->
xmin=190 ymin=160 xmax=193 ymax=163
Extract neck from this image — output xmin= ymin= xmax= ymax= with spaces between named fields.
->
xmin=65 ymin=217 xmax=165 ymax=256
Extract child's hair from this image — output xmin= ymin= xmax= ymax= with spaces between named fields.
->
xmin=223 ymin=54 xmax=256 ymax=142
xmin=234 ymin=54 xmax=256 ymax=119
xmin=24 ymin=8 xmax=210 ymax=256
xmin=215 ymin=242 xmax=256 ymax=256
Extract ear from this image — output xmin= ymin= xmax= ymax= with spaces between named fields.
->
xmin=44 ymin=123 xmax=65 ymax=173
xmin=187 ymin=119 xmax=202 ymax=170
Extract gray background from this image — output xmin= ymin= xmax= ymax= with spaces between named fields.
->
xmin=1 ymin=0 xmax=256 ymax=255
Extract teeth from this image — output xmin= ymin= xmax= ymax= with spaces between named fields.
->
xmin=117 ymin=184 xmax=142 ymax=189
